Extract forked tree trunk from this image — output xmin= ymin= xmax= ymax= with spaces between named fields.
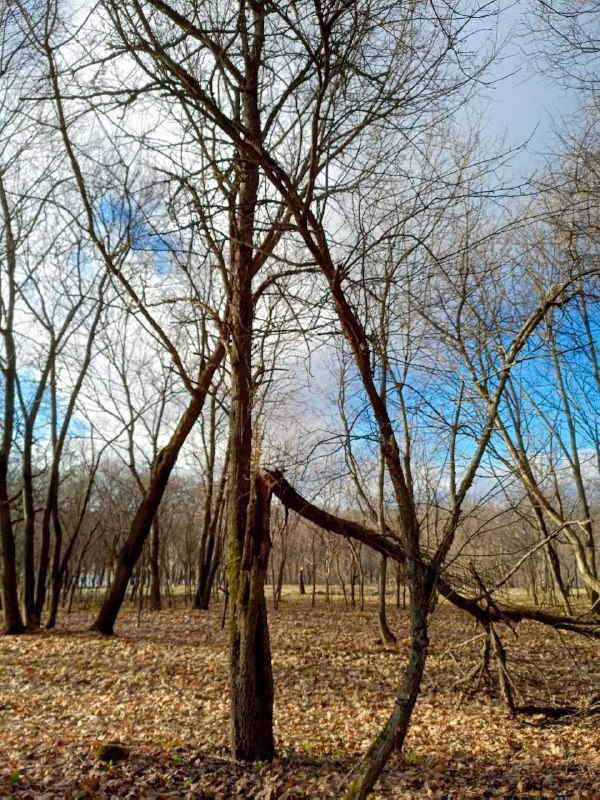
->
xmin=229 ymin=473 xmax=274 ymax=762
xmin=195 ymin=492 xmax=226 ymax=611
xmin=198 ymin=516 xmax=224 ymax=610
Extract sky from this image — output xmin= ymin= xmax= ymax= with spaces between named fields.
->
xmin=481 ymin=2 xmax=579 ymax=182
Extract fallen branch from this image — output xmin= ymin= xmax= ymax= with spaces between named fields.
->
xmin=262 ymin=469 xmax=600 ymax=639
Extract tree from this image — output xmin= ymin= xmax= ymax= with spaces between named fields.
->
xmin=11 ymin=0 xmax=600 ymax=795
xmin=530 ymin=0 xmax=600 ymax=95
xmin=193 ymin=374 xmax=229 ymax=611
xmin=0 ymin=4 xmax=105 ymax=632
xmin=464 ymin=146 xmax=600 ymax=611
xmin=56 ymin=1 xmax=591 ymax=792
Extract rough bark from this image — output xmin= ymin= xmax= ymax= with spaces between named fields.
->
xmin=229 ymin=473 xmax=275 ymax=762
xmin=226 ymin=2 xmax=273 ymax=761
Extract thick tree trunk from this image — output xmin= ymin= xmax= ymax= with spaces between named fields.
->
xmin=229 ymin=474 xmax=274 ymax=762
xmin=226 ymin=3 xmax=272 ymax=761
xmin=0 ymin=482 xmax=24 ymax=635
xmin=227 ymin=257 xmax=275 ymax=758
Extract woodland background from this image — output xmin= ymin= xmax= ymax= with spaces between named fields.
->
xmin=2 ymin=0 xmax=600 ymax=796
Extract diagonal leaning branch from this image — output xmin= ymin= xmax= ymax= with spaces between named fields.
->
xmin=261 ymin=469 xmax=600 ymax=639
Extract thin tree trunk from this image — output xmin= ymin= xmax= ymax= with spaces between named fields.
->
xmin=311 ymin=536 xmax=317 ymax=608
xmin=21 ymin=432 xmax=37 ymax=626
xmin=201 ymin=514 xmax=225 ymax=610
xmin=345 ymin=575 xmax=430 ymax=799
xmin=548 ymin=319 xmax=598 ymax=608
xmin=149 ymin=517 xmax=162 ymax=611
xmin=90 ymin=378 xmax=219 ymax=634
xmin=530 ymin=501 xmax=571 ymax=615
xmin=0 ymin=174 xmax=24 ymax=635
xmin=45 ymin=508 xmax=63 ymax=628
xmin=377 ymin=555 xmax=396 ymax=645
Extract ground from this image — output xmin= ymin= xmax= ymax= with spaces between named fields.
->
xmin=1 ymin=593 xmax=599 ymax=799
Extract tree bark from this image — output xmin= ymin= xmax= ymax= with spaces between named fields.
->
xmin=229 ymin=473 xmax=275 ymax=761
xmin=226 ymin=1 xmax=273 ymax=761
xmin=345 ymin=570 xmax=431 ymax=799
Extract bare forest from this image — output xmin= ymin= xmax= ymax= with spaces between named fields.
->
xmin=1 ymin=1 xmax=600 ymax=797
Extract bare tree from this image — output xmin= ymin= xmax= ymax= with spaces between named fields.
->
xmin=72 ymin=1 xmax=566 ymax=791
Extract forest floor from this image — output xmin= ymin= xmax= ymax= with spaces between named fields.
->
xmin=1 ymin=593 xmax=600 ymax=799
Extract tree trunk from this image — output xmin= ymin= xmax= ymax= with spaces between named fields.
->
xmin=90 ymin=378 xmax=219 ymax=634
xmin=0 ymin=489 xmax=23 ymax=634
xmin=377 ymin=555 xmax=396 ymax=645
xmin=229 ymin=473 xmax=275 ymax=762
xmin=201 ymin=517 xmax=224 ymax=610
xmin=530 ymin=502 xmax=572 ymax=615
xmin=195 ymin=528 xmax=216 ymax=609
xmin=226 ymin=264 xmax=272 ymax=756
xmin=45 ymin=508 xmax=63 ymax=628
xmin=21 ymin=438 xmax=37 ymax=626
xmin=0 ymin=174 xmax=24 ymax=635
xmin=149 ymin=517 xmax=162 ymax=611
xmin=344 ymin=573 xmax=430 ymax=799
xmin=227 ymin=3 xmax=273 ymax=761
xmin=311 ymin=536 xmax=317 ymax=608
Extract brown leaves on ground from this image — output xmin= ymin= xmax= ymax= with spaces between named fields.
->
xmin=1 ymin=596 xmax=599 ymax=798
